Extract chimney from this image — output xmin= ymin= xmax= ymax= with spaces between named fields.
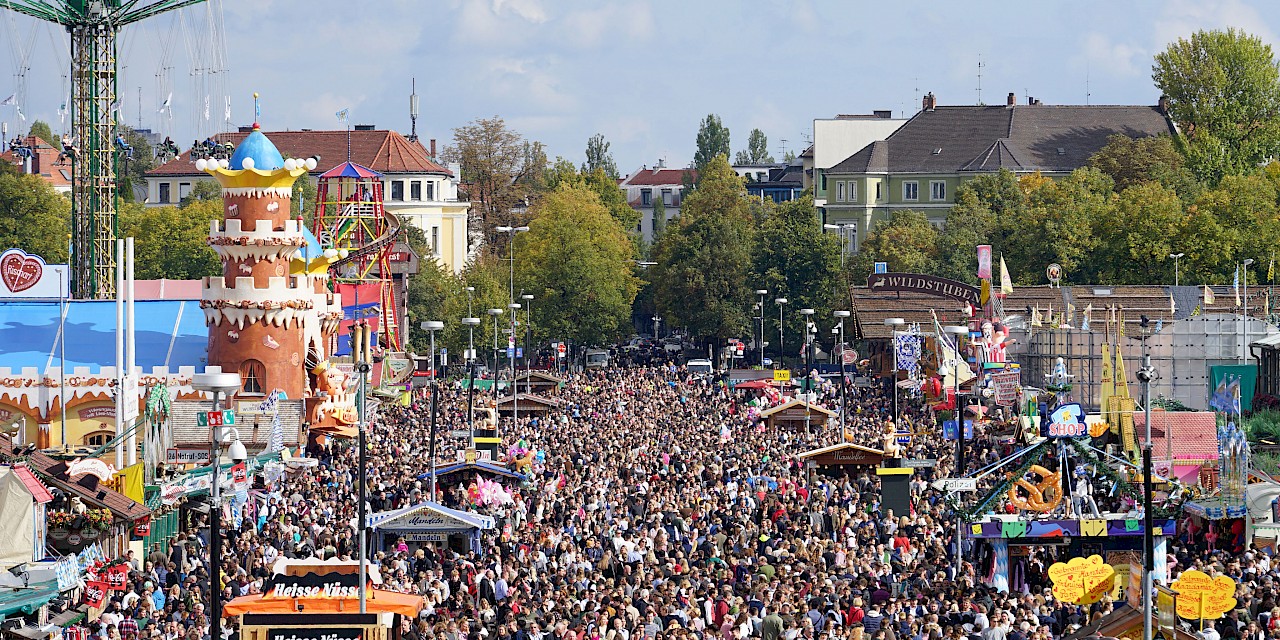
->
xmin=923 ymin=92 xmax=937 ymax=111
xmin=657 ymin=158 xmax=666 ymax=169
xmin=1027 ymin=96 xmax=1035 ymax=105
xmin=429 ymin=138 xmax=436 ymax=159
xmin=1007 ymin=92 xmax=1016 ymax=107
xmin=1158 ymin=95 xmax=1170 ymax=114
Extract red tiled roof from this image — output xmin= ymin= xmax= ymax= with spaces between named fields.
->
xmin=0 ymin=434 xmax=150 ymax=521
xmin=11 ymin=465 xmax=53 ymax=503
xmin=1133 ymin=411 xmax=1219 ymax=462
xmin=1 ymin=135 xmax=72 ymax=188
xmin=147 ymin=129 xmax=451 ymax=177
xmin=621 ymin=168 xmax=694 ymax=186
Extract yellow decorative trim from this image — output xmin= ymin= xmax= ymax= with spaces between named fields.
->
xmin=876 ymin=467 xmax=914 ymax=476
xmin=205 ymin=165 xmax=308 ymax=191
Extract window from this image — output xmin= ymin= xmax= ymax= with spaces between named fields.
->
xmin=158 ymin=182 xmax=171 ymax=204
xmin=391 ymin=181 xmax=405 ymax=201
xmin=240 ymin=359 xmax=265 ymax=395
xmin=903 ymin=181 xmax=919 ymax=201
xmin=820 ymin=174 xmax=827 ymax=191
xmin=179 ymin=182 xmax=192 ymax=200
xmin=410 ymin=181 xmax=422 ymax=201
xmin=876 ymin=182 xmax=882 ymax=201
xmin=930 ymin=180 xmax=947 ymax=201
xmin=661 ymin=189 xmax=673 ymax=206
xmin=431 ymin=226 xmax=440 ymax=257
xmin=426 ymin=181 xmax=435 ymax=201
xmin=641 ymin=189 xmax=652 ymax=206
xmin=83 ymin=431 xmax=112 ymax=447
xmin=848 ymin=181 xmax=858 ymax=203
xmin=837 ymin=182 xmax=845 ymax=202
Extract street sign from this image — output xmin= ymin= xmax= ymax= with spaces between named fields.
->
xmin=874 ymin=261 xmax=888 ymax=274
xmin=932 ymin=477 xmax=977 ymax=492
xmin=773 ymin=369 xmax=791 ymax=382
xmin=903 ymin=459 xmax=936 ymax=468
xmin=121 ymin=375 xmax=139 ymax=422
xmin=196 ymin=409 xmax=235 ymax=428
xmin=557 ymin=343 xmax=566 ymax=358
xmin=165 ymin=447 xmax=210 ymax=465
xmin=448 ymin=430 xmax=470 ymax=439
xmin=506 ymin=347 xmax=515 ymax=358
xmin=854 ymin=376 xmax=872 ymax=387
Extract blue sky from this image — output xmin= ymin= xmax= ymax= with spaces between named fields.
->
xmin=1 ymin=0 xmax=1277 ymax=173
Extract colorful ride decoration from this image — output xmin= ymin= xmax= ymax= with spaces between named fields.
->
xmin=310 ymin=162 xmax=402 ymax=353
xmin=1171 ymin=570 xmax=1237 ymax=620
xmin=1047 ymin=555 xmax=1116 ymax=604
xmin=1007 ymin=464 xmax=1063 ymax=512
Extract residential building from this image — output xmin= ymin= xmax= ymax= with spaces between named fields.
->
xmin=733 ymin=163 xmax=784 ymax=184
xmin=744 ymin=163 xmax=805 ymax=203
xmin=823 ymin=92 xmax=1176 ymax=251
xmin=0 ymin=136 xmax=72 ymax=194
xmin=619 ymin=165 xmax=695 ymax=242
xmin=146 ymin=127 xmax=472 ymax=272
xmin=807 ymin=111 xmax=906 ymax=200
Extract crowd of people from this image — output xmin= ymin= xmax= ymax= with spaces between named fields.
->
xmin=81 ymin=363 xmax=1262 ymax=640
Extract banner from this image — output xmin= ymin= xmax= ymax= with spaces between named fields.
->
xmin=105 ymin=564 xmax=128 ymax=591
xmin=977 ymin=245 xmax=992 ymax=279
xmin=231 ymin=462 xmax=248 ymax=491
xmin=999 ymin=256 xmax=1013 ymax=295
xmin=82 ymin=580 xmax=107 ymax=608
xmin=892 ymin=332 xmax=921 ymax=378
xmin=992 ymin=371 xmax=1020 ymax=406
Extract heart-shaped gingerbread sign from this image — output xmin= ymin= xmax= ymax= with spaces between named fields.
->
xmin=0 ymin=249 xmax=44 ymax=293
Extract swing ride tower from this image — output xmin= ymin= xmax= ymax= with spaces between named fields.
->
xmin=1 ymin=0 xmax=206 ymax=299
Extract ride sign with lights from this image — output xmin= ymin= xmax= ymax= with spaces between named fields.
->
xmin=1046 ymin=403 xmax=1088 ymax=438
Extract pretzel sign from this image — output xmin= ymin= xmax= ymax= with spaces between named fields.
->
xmin=1007 ymin=464 xmax=1063 ymax=512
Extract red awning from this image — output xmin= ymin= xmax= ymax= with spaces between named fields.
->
xmin=13 ymin=466 xmax=53 ymax=504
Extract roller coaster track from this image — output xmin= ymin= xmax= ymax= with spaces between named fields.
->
xmin=330 ymin=203 xmax=402 ymax=271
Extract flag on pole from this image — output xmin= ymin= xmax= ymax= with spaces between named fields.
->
xmin=1170 ymin=294 xmax=1176 ymax=315
xmin=203 ymin=95 xmax=210 ymax=121
xmin=1030 ymin=307 xmax=1042 ymax=327
xmin=0 ymin=94 xmax=15 ymax=106
xmin=157 ymin=92 xmax=171 ymax=113
xmin=15 ymin=105 xmax=23 ymax=121
xmin=110 ymin=100 xmax=120 ymax=113
xmin=999 ymin=255 xmax=1013 ymax=295
xmin=1204 ymin=285 xmax=1215 ymax=305
xmin=1235 ymin=264 xmax=1241 ymax=306
xmin=1081 ymin=303 xmax=1092 ymax=332
xmin=1270 ymin=252 xmax=1275 ymax=284
xmin=335 ymin=108 xmax=349 ymax=122
xmin=1156 ymin=317 xmax=1163 ymax=333
xmin=224 ymin=96 xmax=232 ymax=122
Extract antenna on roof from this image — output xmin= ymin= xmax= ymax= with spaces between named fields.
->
xmin=976 ymin=54 xmax=985 ymax=105
xmin=779 ymin=138 xmax=788 ymax=159
xmin=1086 ymin=64 xmax=1092 ymax=106
xmin=409 ymin=78 xmax=420 ymax=143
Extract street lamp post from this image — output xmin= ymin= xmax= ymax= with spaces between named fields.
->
xmin=495 ymin=225 xmax=530 ymax=307
xmin=834 ymin=310 xmax=850 ymax=437
xmin=775 ymin=297 xmax=787 ymax=369
xmin=1169 ymin=253 xmax=1184 ymax=287
xmin=191 ymin=370 xmax=244 ymax=631
xmin=509 ymin=302 xmax=522 ymax=429
xmin=422 ymin=321 xmax=444 ymax=498
xmin=1136 ymin=360 xmax=1160 ymax=640
xmin=943 ymin=324 xmax=971 ymax=584
xmin=800 ymin=308 xmax=815 ymax=434
xmin=462 ymin=317 xmax=481 ymax=449
xmin=522 ymin=294 xmax=534 ymax=397
xmin=756 ymin=290 xmax=768 ymax=367
xmin=652 ymin=315 xmax=661 ymax=340
xmin=488 ymin=308 xmax=503 ymax=378
xmin=884 ymin=318 xmax=905 ymax=425
xmin=1243 ymin=258 xmax=1255 ymax=363
xmin=823 ymin=223 xmax=855 ymax=268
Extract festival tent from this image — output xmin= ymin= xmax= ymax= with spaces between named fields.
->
xmin=221 ymin=587 xmax=422 ymax=617
xmin=366 ymin=501 xmax=494 ymax=553
xmin=417 ymin=461 xmax=526 ymax=482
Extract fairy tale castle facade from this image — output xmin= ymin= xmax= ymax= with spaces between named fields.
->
xmin=199 ymin=125 xmax=347 ymax=412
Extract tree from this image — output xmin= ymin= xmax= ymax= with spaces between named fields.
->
xmin=182 ymin=179 xmax=222 ymax=206
xmin=651 ymin=197 xmax=666 ymax=239
xmin=27 ymin=121 xmax=54 ymax=145
xmin=734 ymin=128 xmax=774 ymax=165
xmin=1087 ymin=134 xmax=1202 ymax=198
xmin=1089 ymin=181 xmax=1186 ymax=284
xmin=583 ymin=133 xmax=619 ymax=179
xmin=118 ymin=200 xmax=221 ymax=279
xmin=443 ymin=117 xmax=544 ymax=254
xmin=752 ymin=191 xmax=840 ymax=360
xmin=0 ymin=171 xmax=70 ymax=262
xmin=848 ymin=210 xmax=939 ymax=282
xmin=783 ymin=149 xmax=796 ymax=163
xmin=693 ymin=114 xmax=731 ymax=175
xmin=652 ymin=156 xmax=753 ymax=344
xmin=1153 ymin=28 xmax=1280 ymax=182
xmin=1001 ymin=169 xmax=1110 ymax=284
xmin=516 ymin=182 xmax=639 ymax=346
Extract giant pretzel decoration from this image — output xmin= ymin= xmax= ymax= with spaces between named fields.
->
xmin=1007 ymin=465 xmax=1063 ymax=512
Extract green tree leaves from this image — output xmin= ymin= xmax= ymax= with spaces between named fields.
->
xmin=734 ymin=128 xmax=774 ymax=165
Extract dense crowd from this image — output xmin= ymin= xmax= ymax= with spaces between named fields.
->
xmin=85 ymin=364 xmax=1266 ymax=640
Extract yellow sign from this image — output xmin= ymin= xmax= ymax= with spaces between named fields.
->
xmin=1048 ymin=555 xmax=1117 ymax=605
xmin=773 ymin=370 xmax=791 ymax=382
xmin=1171 ymin=570 xmax=1237 ymax=620
xmin=1157 ymin=585 xmax=1178 ymax=638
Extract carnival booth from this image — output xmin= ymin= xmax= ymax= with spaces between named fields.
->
xmin=758 ymin=398 xmax=836 ymax=431
xmin=366 ymin=501 xmax=494 ymax=555
xmin=223 ymin=561 xmax=422 ymax=640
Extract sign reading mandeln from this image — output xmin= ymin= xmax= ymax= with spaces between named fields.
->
xmin=866 ymin=273 xmax=981 ymax=306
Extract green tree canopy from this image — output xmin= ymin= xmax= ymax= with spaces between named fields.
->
xmin=27 ymin=121 xmax=54 ymax=145
xmin=734 ymin=128 xmax=774 ymax=165
xmin=0 ymin=171 xmax=70 ymax=262
xmin=751 ymin=191 xmax=840 ymax=360
xmin=119 ymin=200 xmax=220 ymax=279
xmin=1153 ymin=28 xmax=1280 ymax=183
xmin=516 ymin=182 xmax=639 ymax=346
xmin=693 ymin=114 xmax=730 ymax=175
xmin=1087 ymin=134 xmax=1202 ymax=199
xmin=849 ymin=210 xmax=939 ymax=283
xmin=652 ymin=155 xmax=753 ymax=343
xmin=583 ymin=133 xmax=619 ymax=179
xmin=443 ymin=117 xmax=544 ymax=254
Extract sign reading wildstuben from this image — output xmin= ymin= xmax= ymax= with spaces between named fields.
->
xmin=866 ymin=273 xmax=981 ymax=306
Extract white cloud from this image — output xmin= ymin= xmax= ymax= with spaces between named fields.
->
xmin=1076 ymin=32 xmax=1146 ymax=79
xmin=1153 ymin=0 xmax=1278 ymax=51
xmin=559 ymin=2 xmax=654 ymax=49
xmin=483 ymin=56 xmax=576 ymax=112
xmin=493 ymin=0 xmax=548 ymax=23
